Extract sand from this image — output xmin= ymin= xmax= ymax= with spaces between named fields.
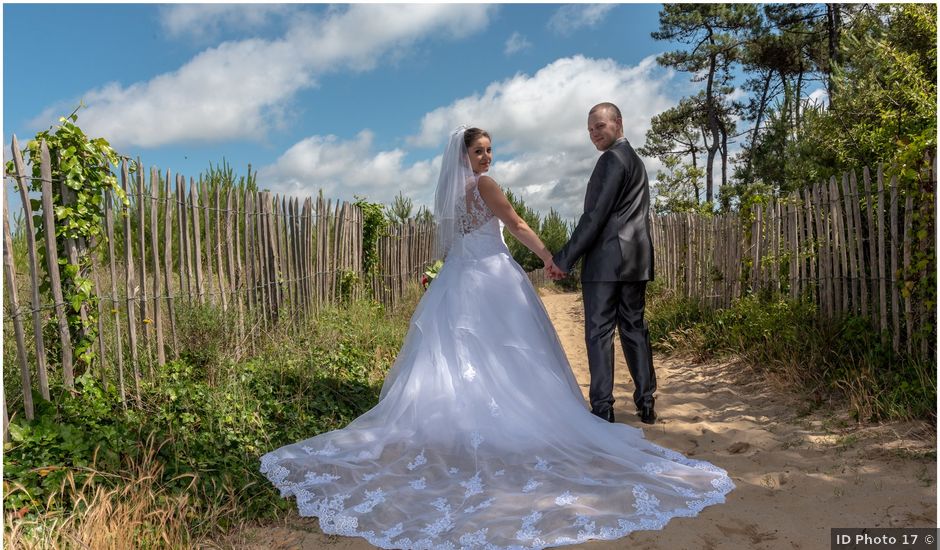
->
xmin=218 ymin=291 xmax=936 ymax=549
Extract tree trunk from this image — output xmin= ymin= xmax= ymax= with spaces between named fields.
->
xmin=744 ymin=69 xmax=773 ymax=182
xmin=794 ymin=61 xmax=804 ymax=132
xmin=705 ymin=147 xmax=717 ymax=204
xmin=826 ymin=3 xmax=841 ymax=102
xmin=720 ymin=118 xmax=728 ymax=189
xmin=705 ymin=49 xmax=720 ymax=204
xmin=700 ymin=126 xmax=713 ymax=197
xmin=780 ymin=81 xmax=791 ymax=189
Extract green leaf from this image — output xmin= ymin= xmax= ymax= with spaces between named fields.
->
xmin=77 ymin=279 xmax=93 ymax=296
xmin=8 ymin=422 xmax=27 ymax=442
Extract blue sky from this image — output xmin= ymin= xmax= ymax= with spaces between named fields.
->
xmin=4 ymin=3 xmax=700 ymax=221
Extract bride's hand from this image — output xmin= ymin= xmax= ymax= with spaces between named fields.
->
xmin=543 ymin=259 xmax=563 ymax=280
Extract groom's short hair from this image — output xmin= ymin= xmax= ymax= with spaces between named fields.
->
xmin=589 ymin=102 xmax=622 ymax=122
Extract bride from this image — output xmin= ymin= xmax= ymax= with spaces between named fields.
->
xmin=260 ymin=126 xmax=734 ymax=549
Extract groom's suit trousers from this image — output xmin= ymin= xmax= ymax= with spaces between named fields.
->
xmin=582 ymin=280 xmax=656 ymax=413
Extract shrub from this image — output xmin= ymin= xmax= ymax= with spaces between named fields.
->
xmin=4 ymin=295 xmax=417 ymax=543
xmin=645 ymin=288 xmax=936 ymax=422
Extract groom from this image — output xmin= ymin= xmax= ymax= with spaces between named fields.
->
xmin=547 ymin=102 xmax=657 ymax=425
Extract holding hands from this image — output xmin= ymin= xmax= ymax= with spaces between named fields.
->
xmin=543 ymin=257 xmax=567 ymax=281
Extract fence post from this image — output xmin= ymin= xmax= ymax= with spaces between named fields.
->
xmin=149 ymin=168 xmax=165 ymax=367
xmin=876 ymin=165 xmax=888 ymax=334
xmin=164 ymin=169 xmax=179 ymax=359
xmin=191 ymin=179 xmax=204 ymax=304
xmin=849 ymin=171 xmax=868 ymax=318
xmin=215 ymin=183 xmax=227 ymax=312
xmin=137 ymin=162 xmax=151 ymax=369
xmin=104 ymin=191 xmax=127 ymax=406
xmin=11 ymin=137 xmax=50 ymax=400
xmin=39 ymin=140 xmax=75 ymax=387
xmin=121 ymin=160 xmax=141 ymax=402
xmin=3 ymin=194 xmax=34 ymax=419
xmin=889 ymin=173 xmax=900 ymax=352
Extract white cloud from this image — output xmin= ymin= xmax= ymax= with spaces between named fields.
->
xmin=548 ymin=4 xmax=616 ymax=36
xmin=258 ymin=130 xmax=439 ymax=206
xmin=261 ymin=55 xmax=677 ymax=220
xmin=410 ymin=55 xmax=672 ymax=155
xmin=29 ymin=5 xmax=496 ymax=149
xmin=159 ymin=4 xmax=293 ymax=40
xmin=289 ymin=5 xmax=493 ymax=74
xmin=806 ymin=87 xmax=829 ymax=108
xmin=32 ymin=37 xmax=312 ymax=148
xmin=504 ymin=32 xmax=532 ymax=55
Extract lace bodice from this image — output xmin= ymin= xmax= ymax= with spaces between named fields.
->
xmin=451 ymin=177 xmax=505 ymax=258
xmin=459 ymin=177 xmax=496 ymax=235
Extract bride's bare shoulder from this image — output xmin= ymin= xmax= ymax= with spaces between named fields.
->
xmin=477 ymin=175 xmax=499 ymax=189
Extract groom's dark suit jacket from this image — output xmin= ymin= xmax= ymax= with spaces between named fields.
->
xmin=553 ymin=138 xmax=654 ymax=282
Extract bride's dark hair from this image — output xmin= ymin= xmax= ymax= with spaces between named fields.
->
xmin=463 ymin=127 xmax=490 ymax=148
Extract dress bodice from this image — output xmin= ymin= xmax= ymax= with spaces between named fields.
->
xmin=459 ymin=176 xmax=496 ymax=235
xmin=452 ymin=175 xmax=505 ymax=258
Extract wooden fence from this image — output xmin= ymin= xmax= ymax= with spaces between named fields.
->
xmin=2 ymin=139 xmax=935 ymax=435
xmin=3 ymin=139 xmax=436 ymax=428
xmin=374 ymin=221 xmax=436 ymax=310
xmin=651 ymin=156 xmax=936 ymax=360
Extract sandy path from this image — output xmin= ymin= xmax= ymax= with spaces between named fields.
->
xmin=221 ymin=292 xmax=936 ymax=550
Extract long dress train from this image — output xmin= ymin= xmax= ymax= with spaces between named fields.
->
xmin=260 ymin=177 xmax=734 ymax=549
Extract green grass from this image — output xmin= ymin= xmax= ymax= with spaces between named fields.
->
xmin=4 ymin=287 xmax=421 ymax=546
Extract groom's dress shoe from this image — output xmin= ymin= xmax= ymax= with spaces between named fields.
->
xmin=591 ymin=408 xmax=615 ymax=423
xmin=638 ymin=405 xmax=656 ymax=425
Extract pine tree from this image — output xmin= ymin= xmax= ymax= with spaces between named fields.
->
xmin=652 ymin=4 xmax=760 ymax=203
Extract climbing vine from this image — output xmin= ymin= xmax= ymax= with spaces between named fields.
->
xmin=354 ymin=196 xmax=389 ymax=277
xmin=6 ymin=108 xmax=129 ymax=372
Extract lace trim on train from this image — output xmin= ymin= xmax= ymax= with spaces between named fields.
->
xmin=260 ymin=438 xmax=734 ymax=550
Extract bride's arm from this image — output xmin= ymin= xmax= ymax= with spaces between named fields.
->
xmin=477 ymin=176 xmax=553 ymax=266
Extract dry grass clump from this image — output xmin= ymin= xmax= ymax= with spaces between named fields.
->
xmin=5 ymin=435 xmax=198 ymax=550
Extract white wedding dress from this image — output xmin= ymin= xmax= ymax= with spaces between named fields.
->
xmin=261 ymin=176 xmax=734 ymax=549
